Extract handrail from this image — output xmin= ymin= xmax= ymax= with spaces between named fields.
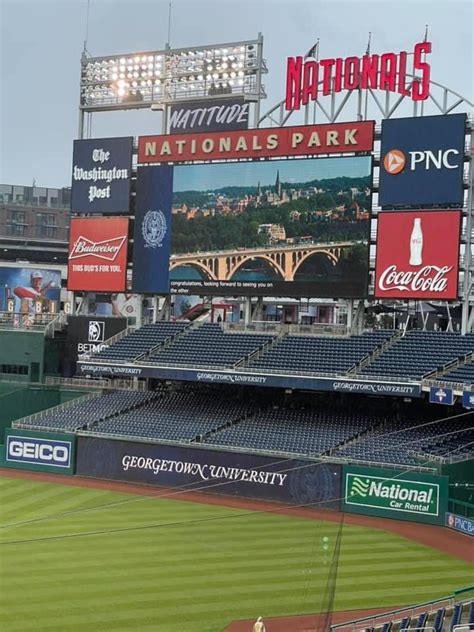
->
xmin=11 ymin=390 xmax=102 ymax=429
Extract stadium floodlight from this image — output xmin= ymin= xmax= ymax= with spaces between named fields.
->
xmin=79 ymin=35 xmax=267 ymax=113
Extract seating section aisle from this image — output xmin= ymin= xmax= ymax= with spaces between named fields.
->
xmin=148 ymin=323 xmax=274 ymax=368
xmin=333 ymin=415 xmax=474 ymax=466
xmin=90 ymin=389 xmax=252 ymax=442
xmin=360 ymin=331 xmax=474 ymax=380
xmin=17 ymin=391 xmax=160 ymax=432
xmin=250 ymin=330 xmax=392 ymax=374
xmin=203 ymin=407 xmax=382 ymax=455
xmin=92 ymin=322 xmax=188 ymax=362
xmin=442 ymin=359 xmax=474 ymax=385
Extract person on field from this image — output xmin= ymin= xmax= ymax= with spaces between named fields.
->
xmin=253 ymin=616 xmax=266 ymax=632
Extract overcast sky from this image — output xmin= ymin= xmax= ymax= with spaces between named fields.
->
xmin=0 ymin=0 xmax=472 ymax=189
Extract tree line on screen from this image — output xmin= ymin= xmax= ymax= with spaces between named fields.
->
xmin=171 ymin=176 xmax=371 ymax=255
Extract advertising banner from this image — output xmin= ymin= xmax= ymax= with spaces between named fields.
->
xmin=76 ymin=436 xmax=341 ymax=509
xmin=169 ymin=97 xmax=250 ymax=134
xmin=1 ymin=428 xmax=75 ymax=475
xmin=342 ymin=465 xmax=448 ymax=525
xmin=462 ymin=391 xmax=474 ymax=409
xmin=67 ymin=217 xmax=129 ymax=292
xmin=429 ymin=386 xmax=454 ymax=405
xmin=445 ymin=512 xmax=474 ymax=536
xmin=76 ymin=362 xmax=421 ymax=398
xmin=169 ymin=155 xmax=372 ymax=298
xmin=71 ymin=136 xmax=133 ymax=214
xmin=139 ymin=121 xmax=374 ymax=163
xmin=0 ymin=267 xmax=61 ymax=314
xmin=64 ymin=315 xmax=127 ymax=376
xmin=132 ymin=166 xmax=174 ymax=294
xmin=374 ymin=211 xmax=461 ymax=300
xmin=379 ymin=114 xmax=466 ymax=207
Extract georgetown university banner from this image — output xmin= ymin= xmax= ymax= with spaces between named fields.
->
xmin=132 ymin=166 xmax=174 ymax=294
xmin=76 ymin=436 xmax=341 ymax=509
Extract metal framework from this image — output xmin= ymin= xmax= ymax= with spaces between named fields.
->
xmin=78 ymin=34 xmax=267 ymax=119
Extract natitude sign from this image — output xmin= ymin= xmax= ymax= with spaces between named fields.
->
xmin=374 ymin=211 xmax=461 ymax=300
xmin=169 ymin=97 xmax=250 ymax=134
xmin=286 ymin=41 xmax=431 ymax=111
xmin=138 ymin=121 xmax=374 ymax=163
xmin=67 ymin=217 xmax=129 ymax=292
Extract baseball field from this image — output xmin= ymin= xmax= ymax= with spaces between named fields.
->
xmin=0 ymin=473 xmax=472 ymax=632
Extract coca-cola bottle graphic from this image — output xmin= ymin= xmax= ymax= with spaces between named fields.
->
xmin=409 ymin=217 xmax=423 ymax=266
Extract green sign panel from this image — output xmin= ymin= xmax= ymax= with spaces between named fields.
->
xmin=342 ymin=465 xmax=448 ymax=525
xmin=0 ymin=428 xmax=76 ymax=475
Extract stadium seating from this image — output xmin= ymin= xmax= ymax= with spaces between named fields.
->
xmin=333 ymin=414 xmax=474 ymax=466
xmin=432 ymin=608 xmax=445 ymax=632
xmin=450 ymin=603 xmax=463 ymax=630
xmin=89 ymin=388 xmax=252 ymax=442
xmin=91 ymin=322 xmax=188 ymax=362
xmin=148 ymin=323 xmax=274 ymax=368
xmin=203 ymin=406 xmax=380 ymax=456
xmin=249 ymin=330 xmax=392 ymax=374
xmin=17 ymin=391 xmax=161 ymax=431
xmin=441 ymin=359 xmax=474 ymax=385
xmin=359 ymin=331 xmax=474 ymax=380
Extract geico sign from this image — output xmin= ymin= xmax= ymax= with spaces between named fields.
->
xmin=383 ymin=148 xmax=460 ymax=175
xmin=7 ymin=437 xmax=71 ymax=467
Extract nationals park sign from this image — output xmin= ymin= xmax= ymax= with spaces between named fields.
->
xmin=138 ymin=121 xmax=374 ymax=163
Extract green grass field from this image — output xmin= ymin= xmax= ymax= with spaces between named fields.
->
xmin=0 ymin=476 xmax=472 ymax=632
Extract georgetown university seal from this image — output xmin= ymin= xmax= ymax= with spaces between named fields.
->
xmin=142 ymin=210 xmax=167 ymax=248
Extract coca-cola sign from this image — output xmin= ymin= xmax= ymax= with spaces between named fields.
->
xmin=67 ymin=217 xmax=129 ymax=292
xmin=374 ymin=211 xmax=461 ymax=299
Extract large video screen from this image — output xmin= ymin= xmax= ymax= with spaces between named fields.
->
xmin=169 ymin=155 xmax=372 ymax=297
xmin=0 ymin=267 xmax=61 ymax=313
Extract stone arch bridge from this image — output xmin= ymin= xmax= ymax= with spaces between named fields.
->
xmin=169 ymin=242 xmax=355 ymax=281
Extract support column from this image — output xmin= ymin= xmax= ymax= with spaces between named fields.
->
xmin=243 ymin=296 xmax=252 ymax=325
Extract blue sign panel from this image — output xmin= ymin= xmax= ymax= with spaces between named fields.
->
xmin=429 ymin=386 xmax=454 ymax=405
xmin=445 ymin=513 xmax=474 ymax=537
xmin=132 ymin=166 xmax=174 ymax=294
xmin=6 ymin=435 xmax=72 ymax=468
xmin=71 ymin=137 xmax=133 ymax=214
xmin=77 ymin=361 xmax=422 ymax=398
xmin=462 ymin=391 xmax=474 ymax=409
xmin=76 ymin=436 xmax=341 ymax=509
xmin=379 ymin=114 xmax=466 ymax=207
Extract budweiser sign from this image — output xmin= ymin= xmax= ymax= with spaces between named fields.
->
xmin=374 ymin=211 xmax=460 ymax=300
xmin=69 ymin=235 xmax=127 ymax=261
xmin=67 ymin=217 xmax=129 ymax=292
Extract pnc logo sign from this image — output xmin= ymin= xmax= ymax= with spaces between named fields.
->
xmin=378 ymin=114 xmax=466 ymax=206
xmin=383 ymin=148 xmax=460 ymax=175
xmin=383 ymin=149 xmax=406 ymax=174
